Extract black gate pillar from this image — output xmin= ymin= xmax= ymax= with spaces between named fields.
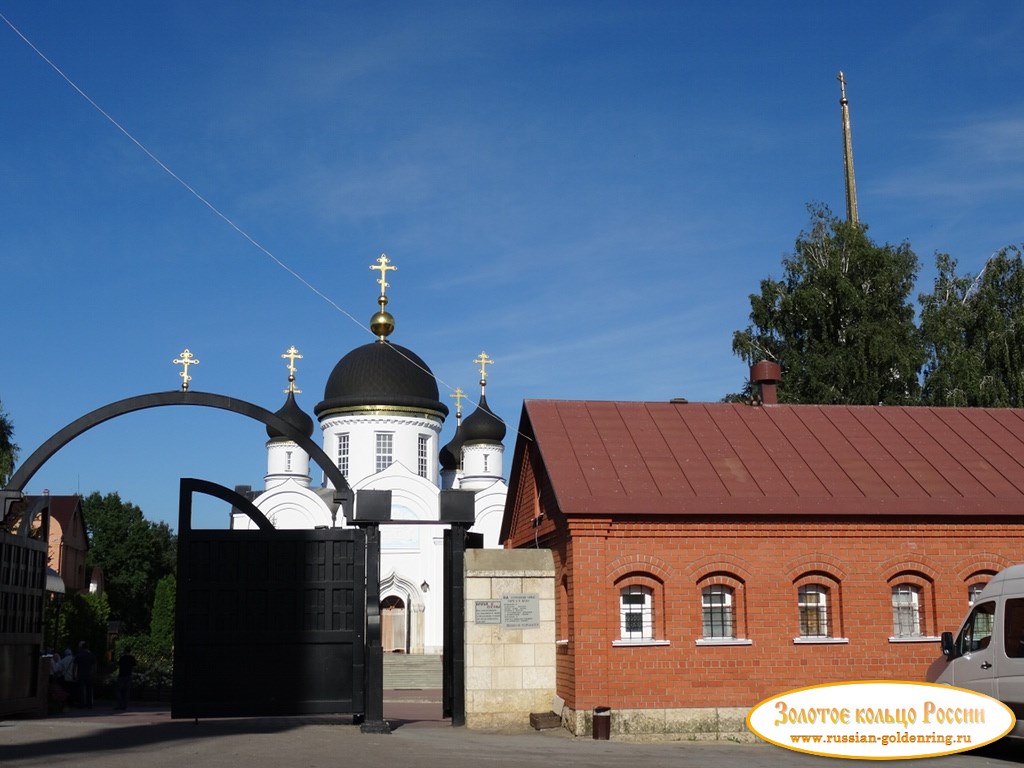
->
xmin=440 ymin=490 xmax=478 ymax=726
xmin=354 ymin=489 xmax=392 ymax=734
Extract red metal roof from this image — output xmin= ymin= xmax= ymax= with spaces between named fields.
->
xmin=518 ymin=400 xmax=1024 ymax=517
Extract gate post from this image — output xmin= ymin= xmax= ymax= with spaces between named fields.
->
xmin=354 ymin=490 xmax=392 ymax=734
xmin=440 ymin=490 xmax=477 ymax=726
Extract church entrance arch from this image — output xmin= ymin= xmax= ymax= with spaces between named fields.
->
xmin=380 ymin=571 xmax=426 ymax=654
xmin=381 ymin=595 xmax=407 ymax=653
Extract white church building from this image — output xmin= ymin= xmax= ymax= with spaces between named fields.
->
xmin=232 ymin=256 xmax=508 ymax=655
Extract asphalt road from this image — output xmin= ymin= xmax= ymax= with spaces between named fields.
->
xmin=3 ymin=703 xmax=1024 ymax=768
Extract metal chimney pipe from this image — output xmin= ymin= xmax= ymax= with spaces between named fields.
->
xmin=750 ymin=361 xmax=782 ymax=405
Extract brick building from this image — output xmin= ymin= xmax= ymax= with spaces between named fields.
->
xmin=41 ymin=495 xmax=90 ymax=594
xmin=499 ymin=388 xmax=1024 ymax=737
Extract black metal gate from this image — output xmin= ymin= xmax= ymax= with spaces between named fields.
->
xmin=0 ymin=497 xmax=49 ymax=718
xmin=173 ymin=479 xmax=365 ymax=719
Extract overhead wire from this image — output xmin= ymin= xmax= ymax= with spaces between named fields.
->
xmin=0 ymin=11 xmax=363 ymax=332
xmin=1 ymin=11 xmax=517 ymax=436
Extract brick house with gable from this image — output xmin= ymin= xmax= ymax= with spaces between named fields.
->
xmin=499 ymin=382 xmax=1024 ymax=737
xmin=42 ymin=495 xmax=91 ymax=594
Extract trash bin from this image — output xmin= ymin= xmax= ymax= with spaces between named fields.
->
xmin=592 ymin=706 xmax=611 ymax=740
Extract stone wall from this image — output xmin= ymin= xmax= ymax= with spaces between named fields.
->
xmin=464 ymin=549 xmax=555 ymax=730
xmin=562 ymin=704 xmax=756 ymax=741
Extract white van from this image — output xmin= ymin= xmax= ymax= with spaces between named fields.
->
xmin=927 ymin=565 xmax=1024 ymax=737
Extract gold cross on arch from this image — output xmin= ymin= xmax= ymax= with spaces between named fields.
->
xmin=173 ymin=348 xmax=200 ymax=392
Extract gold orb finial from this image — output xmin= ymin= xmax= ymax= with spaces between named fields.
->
xmin=370 ymin=308 xmax=395 ymax=339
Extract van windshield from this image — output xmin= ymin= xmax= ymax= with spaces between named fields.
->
xmin=957 ymin=601 xmax=995 ymax=655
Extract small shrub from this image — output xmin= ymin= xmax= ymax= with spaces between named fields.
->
xmin=112 ymin=635 xmax=173 ymax=701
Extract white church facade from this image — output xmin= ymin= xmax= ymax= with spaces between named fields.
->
xmin=232 ymin=256 xmax=507 ymax=655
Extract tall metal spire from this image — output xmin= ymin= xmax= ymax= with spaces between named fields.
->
xmin=838 ymin=71 xmax=859 ymax=225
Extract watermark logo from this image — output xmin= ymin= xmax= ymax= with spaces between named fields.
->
xmin=747 ymin=681 xmax=1014 ymax=759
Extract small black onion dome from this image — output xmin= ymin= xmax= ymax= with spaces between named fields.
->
xmin=439 ymin=425 xmax=464 ymax=471
xmin=267 ymin=390 xmax=315 ymax=440
xmin=460 ymin=394 xmax=506 ymax=444
xmin=315 ymin=340 xmax=449 ymax=418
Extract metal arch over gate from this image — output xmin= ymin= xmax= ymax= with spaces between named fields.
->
xmin=1 ymin=390 xmax=353 ymax=520
xmin=173 ymin=479 xmax=365 ymax=718
xmin=0 ymin=390 xmax=369 ymax=721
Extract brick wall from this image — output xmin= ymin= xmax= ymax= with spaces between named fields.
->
xmin=536 ymin=516 xmax=1024 ymax=713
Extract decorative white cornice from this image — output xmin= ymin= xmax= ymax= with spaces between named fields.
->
xmin=317 ymin=404 xmax=446 ymax=422
xmin=319 ymin=413 xmax=442 ymax=432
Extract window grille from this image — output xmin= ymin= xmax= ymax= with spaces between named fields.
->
xmin=337 ymin=434 xmax=349 ymax=478
xmin=798 ymin=584 xmax=829 ymax=637
xmin=375 ymin=433 xmax=393 ymax=473
xmin=702 ymin=585 xmax=734 ymax=639
xmin=891 ymin=584 xmax=921 ymax=637
xmin=418 ymin=435 xmax=429 ymax=478
xmin=619 ymin=585 xmax=653 ymax=640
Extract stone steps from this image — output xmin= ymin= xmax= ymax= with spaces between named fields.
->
xmin=383 ymin=653 xmax=442 ymax=689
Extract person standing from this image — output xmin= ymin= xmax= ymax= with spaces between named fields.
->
xmin=114 ymin=649 xmax=137 ymax=710
xmin=59 ymin=648 xmax=77 ymax=705
xmin=74 ymin=642 xmax=97 ymax=709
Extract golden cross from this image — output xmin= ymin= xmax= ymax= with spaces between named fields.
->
xmin=369 ymin=254 xmax=397 ymax=298
xmin=450 ymin=387 xmax=467 ymax=415
xmin=282 ymin=345 xmax=302 ymax=394
xmin=474 ymin=351 xmax=494 ymax=383
xmin=173 ymin=348 xmax=200 ymax=392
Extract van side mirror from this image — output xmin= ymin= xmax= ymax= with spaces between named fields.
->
xmin=941 ymin=631 xmax=956 ymax=659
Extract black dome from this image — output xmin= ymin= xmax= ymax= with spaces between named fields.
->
xmin=315 ymin=340 xmax=449 ymax=418
xmin=439 ymin=425 xmax=464 ymax=471
xmin=460 ymin=394 xmax=506 ymax=444
xmin=267 ymin=391 xmax=315 ymax=440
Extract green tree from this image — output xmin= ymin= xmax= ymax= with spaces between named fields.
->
xmin=82 ymin=491 xmax=176 ymax=633
xmin=0 ymin=400 xmax=17 ymax=486
xmin=732 ymin=205 xmax=925 ymax=404
xmin=61 ymin=590 xmax=110 ymax=663
xmin=149 ymin=574 xmax=176 ymax=654
xmin=919 ymin=246 xmax=1024 ymax=407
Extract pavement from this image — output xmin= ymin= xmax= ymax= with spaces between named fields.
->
xmin=3 ymin=691 xmax=1024 ymax=768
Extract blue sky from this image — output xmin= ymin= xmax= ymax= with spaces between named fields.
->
xmin=3 ymin=2 xmax=1023 ymax=530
